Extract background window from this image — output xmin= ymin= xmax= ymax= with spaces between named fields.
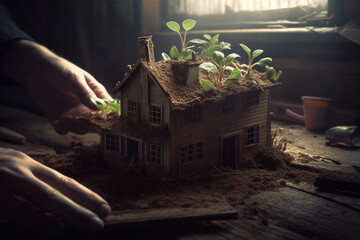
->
xmin=148 ymin=144 xmax=162 ymax=164
xmin=105 ymin=133 xmax=120 ymax=152
xmin=168 ymin=0 xmax=327 ymax=16
xmin=149 ymin=104 xmax=162 ymax=124
xmin=246 ymin=125 xmax=259 ymax=145
xmin=180 ymin=142 xmax=203 ymax=164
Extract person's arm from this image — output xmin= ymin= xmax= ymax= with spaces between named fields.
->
xmin=1 ymin=39 xmax=112 ymax=134
xmin=0 ymin=4 xmax=113 ymax=233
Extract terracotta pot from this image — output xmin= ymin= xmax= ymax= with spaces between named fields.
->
xmin=286 ymin=96 xmax=332 ymax=131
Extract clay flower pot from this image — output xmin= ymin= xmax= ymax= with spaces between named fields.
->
xmin=286 ymin=96 xmax=332 ymax=131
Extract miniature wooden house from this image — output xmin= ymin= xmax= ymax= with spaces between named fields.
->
xmin=96 ymin=36 xmax=277 ymax=178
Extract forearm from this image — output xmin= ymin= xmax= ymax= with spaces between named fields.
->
xmin=0 ymin=39 xmax=60 ymax=85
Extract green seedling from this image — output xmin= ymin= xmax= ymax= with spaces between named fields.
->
xmin=162 ymin=19 xmax=197 ymax=60
xmin=91 ymin=98 xmax=121 ymax=116
xmin=239 ymin=43 xmax=272 ymax=74
xmin=199 ymin=51 xmax=242 ymax=91
xmin=189 ymin=34 xmax=231 ymax=56
xmin=265 ymin=65 xmax=282 ymax=81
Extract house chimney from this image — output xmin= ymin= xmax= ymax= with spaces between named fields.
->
xmin=171 ymin=61 xmax=201 ymax=85
xmin=138 ymin=36 xmax=155 ymax=62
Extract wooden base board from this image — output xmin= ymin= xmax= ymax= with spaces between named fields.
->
xmin=104 ymin=206 xmax=238 ymax=231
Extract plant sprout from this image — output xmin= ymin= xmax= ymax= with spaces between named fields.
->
xmin=239 ymin=43 xmax=272 ymax=75
xmin=199 ymin=51 xmax=242 ymax=91
xmin=265 ymin=65 xmax=282 ymax=81
xmin=189 ymin=34 xmax=231 ymax=56
xmin=162 ymin=19 xmax=197 ymax=60
xmin=91 ymin=98 xmax=121 ymax=116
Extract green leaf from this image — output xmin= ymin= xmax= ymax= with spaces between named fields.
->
xmin=179 ymin=49 xmax=193 ymax=60
xmin=188 ymin=38 xmax=207 ymax=44
xmin=91 ymin=98 xmax=107 ymax=111
xmin=257 ymin=57 xmax=272 ymax=66
xmin=275 ymin=70 xmax=282 ymax=81
xmin=170 ymin=46 xmax=180 ymax=59
xmin=225 ymin=78 xmax=239 ymax=87
xmin=182 ymin=19 xmax=196 ymax=31
xmin=240 ymin=44 xmax=251 ymax=58
xmin=265 ymin=66 xmax=276 ymax=79
xmin=224 ymin=66 xmax=234 ymax=72
xmin=162 ymin=52 xmax=171 ymax=60
xmin=108 ymin=102 xmax=121 ymax=113
xmin=224 ymin=53 xmax=240 ymax=67
xmin=228 ymin=67 xmax=242 ymax=80
xmin=203 ymin=34 xmax=212 ymax=40
xmin=213 ymin=51 xmax=224 ymax=68
xmin=210 ymin=34 xmax=220 ymax=45
xmin=199 ymin=62 xmax=219 ymax=74
xmin=201 ymin=79 xmax=214 ymax=91
xmin=166 ymin=21 xmax=180 ymax=33
xmin=252 ymin=49 xmax=263 ymax=59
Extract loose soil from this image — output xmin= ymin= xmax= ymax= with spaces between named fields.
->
xmin=32 ymin=145 xmax=323 ymax=212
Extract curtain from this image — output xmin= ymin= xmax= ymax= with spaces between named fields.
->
xmin=169 ymin=0 xmax=327 ymax=16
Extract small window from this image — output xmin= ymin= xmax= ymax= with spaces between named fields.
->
xmin=180 ymin=142 xmax=203 ymax=164
xmin=149 ymin=104 xmax=162 ymax=124
xmin=246 ymin=125 xmax=259 ymax=146
xmin=245 ymin=93 xmax=260 ymax=107
xmin=184 ymin=106 xmax=202 ymax=125
xmin=127 ymin=100 xmax=139 ymax=119
xmin=221 ymin=97 xmax=235 ymax=115
xmin=105 ymin=133 xmax=120 ymax=152
xmin=148 ymin=144 xmax=162 ymax=164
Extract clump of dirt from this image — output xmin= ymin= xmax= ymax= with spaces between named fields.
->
xmin=33 ymin=145 xmax=320 ymax=212
xmin=254 ymin=147 xmax=293 ymax=170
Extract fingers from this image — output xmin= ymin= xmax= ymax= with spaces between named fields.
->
xmin=0 ymin=194 xmax=64 ymax=234
xmin=7 ymin=168 xmax=106 ymax=232
xmin=83 ymin=72 xmax=113 ymax=100
xmin=32 ymin=164 xmax=111 ymax=219
xmin=64 ymin=71 xmax=99 ymax=111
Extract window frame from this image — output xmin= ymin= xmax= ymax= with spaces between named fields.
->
xmin=147 ymin=143 xmax=163 ymax=165
xmin=127 ymin=99 xmax=139 ymax=120
xmin=244 ymin=92 xmax=260 ymax=108
xmin=245 ymin=125 xmax=259 ymax=147
xmin=149 ymin=103 xmax=163 ymax=125
xmin=105 ymin=133 xmax=121 ymax=153
xmin=180 ymin=142 xmax=204 ymax=165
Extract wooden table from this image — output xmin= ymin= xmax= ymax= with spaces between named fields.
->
xmin=0 ymin=105 xmax=359 ymax=239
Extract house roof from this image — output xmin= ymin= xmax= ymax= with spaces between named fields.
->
xmin=78 ymin=112 xmax=169 ymax=143
xmin=115 ymin=57 xmax=279 ymax=110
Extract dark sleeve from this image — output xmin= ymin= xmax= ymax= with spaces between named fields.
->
xmin=0 ymin=3 xmax=33 ymax=44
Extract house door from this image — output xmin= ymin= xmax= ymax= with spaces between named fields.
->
xmin=126 ymin=138 xmax=139 ymax=163
xmin=222 ymin=135 xmax=239 ymax=169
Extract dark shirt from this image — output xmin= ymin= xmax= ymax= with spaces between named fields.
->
xmin=0 ymin=3 xmax=33 ymax=45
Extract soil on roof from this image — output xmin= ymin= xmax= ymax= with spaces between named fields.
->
xmin=118 ymin=56 xmax=279 ymax=110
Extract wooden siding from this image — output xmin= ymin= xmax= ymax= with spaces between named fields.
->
xmin=170 ymin=90 xmax=271 ymax=177
xmin=114 ymin=66 xmax=172 ymax=176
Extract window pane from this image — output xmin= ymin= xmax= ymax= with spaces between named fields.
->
xmin=169 ymin=0 xmax=327 ymax=16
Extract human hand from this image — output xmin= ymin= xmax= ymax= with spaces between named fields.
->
xmin=1 ymin=40 xmax=112 ymax=134
xmin=0 ymin=147 xmax=111 ymax=233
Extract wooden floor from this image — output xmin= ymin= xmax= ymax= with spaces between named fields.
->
xmin=0 ymin=105 xmax=359 ymax=239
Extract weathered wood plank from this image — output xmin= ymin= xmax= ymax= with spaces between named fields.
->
xmin=104 ymin=206 xmax=238 ymax=231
